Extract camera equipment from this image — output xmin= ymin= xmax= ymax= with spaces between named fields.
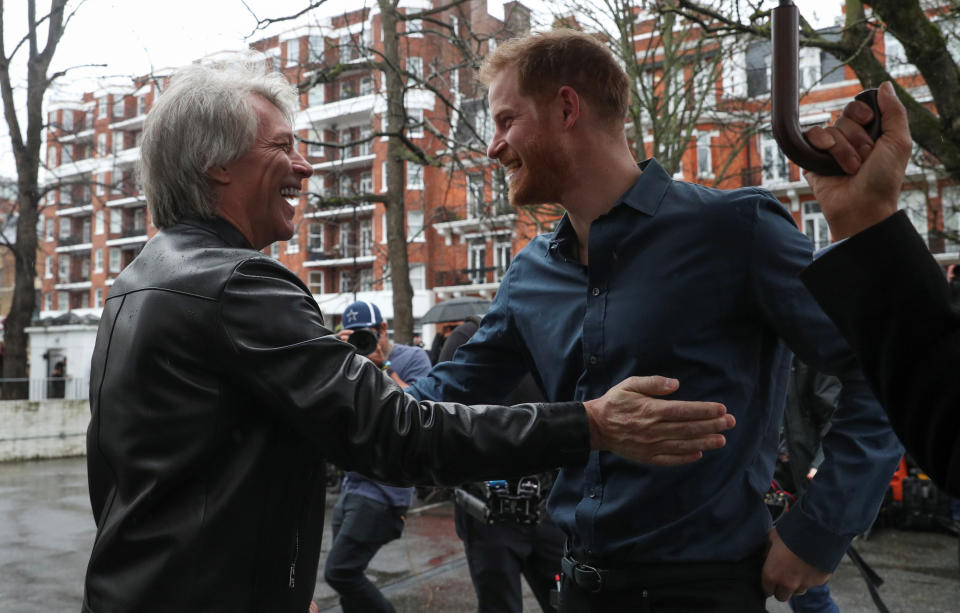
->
xmin=348 ymin=327 xmax=379 ymax=355
xmin=454 ymin=475 xmax=544 ymax=525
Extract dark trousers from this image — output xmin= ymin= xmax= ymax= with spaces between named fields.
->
xmin=558 ymin=551 xmax=767 ymax=613
xmin=455 ymin=505 xmax=565 ymax=613
xmin=323 ymin=493 xmax=406 ymax=613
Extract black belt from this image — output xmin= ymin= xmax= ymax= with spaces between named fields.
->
xmin=561 ymin=554 xmax=638 ymax=593
xmin=561 ymin=550 xmax=765 ymax=595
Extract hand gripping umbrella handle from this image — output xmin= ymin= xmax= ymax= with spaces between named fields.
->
xmin=771 ymin=1 xmax=882 ymax=176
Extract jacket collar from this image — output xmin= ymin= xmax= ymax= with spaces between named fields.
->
xmin=181 ymin=216 xmax=255 ymax=250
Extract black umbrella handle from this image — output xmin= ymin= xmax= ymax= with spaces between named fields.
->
xmin=771 ymin=1 xmax=882 ymax=176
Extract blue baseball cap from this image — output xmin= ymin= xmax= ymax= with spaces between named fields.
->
xmin=342 ymin=300 xmax=383 ymax=329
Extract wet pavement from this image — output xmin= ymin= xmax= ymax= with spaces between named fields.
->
xmin=1 ymin=456 xmax=958 ymax=612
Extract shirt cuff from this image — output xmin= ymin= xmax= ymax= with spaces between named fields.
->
xmin=775 ymin=499 xmax=852 ymax=573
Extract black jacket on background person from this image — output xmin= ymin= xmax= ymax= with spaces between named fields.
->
xmin=83 ymin=217 xmax=589 ymax=613
xmin=801 ymin=210 xmax=960 ymax=496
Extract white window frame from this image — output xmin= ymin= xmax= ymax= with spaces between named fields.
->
xmin=359 ymin=219 xmax=373 ymax=255
xmin=493 ymin=241 xmax=512 ymax=282
xmin=285 ymin=39 xmax=300 ymax=67
xmin=44 ymin=256 xmax=53 ymax=279
xmin=696 ymin=133 xmax=713 ymax=179
xmin=761 ymin=132 xmax=789 ymax=184
xmin=308 ymin=221 xmax=325 ymax=252
xmin=406 ymin=162 xmax=423 ymax=190
xmin=406 ymin=108 xmax=424 ymax=139
xmin=109 ymin=209 xmax=122 ymax=234
xmin=95 ymin=288 xmax=103 ymax=308
xmin=112 ymin=95 xmax=124 ymax=118
xmin=407 ymin=209 xmax=424 ymax=242
xmin=900 ymin=189 xmax=928 ymax=242
xmin=109 ymin=248 xmax=121 ymax=273
xmin=802 ymin=201 xmax=830 ymax=251
xmin=308 ymin=270 xmax=324 ymax=295
xmin=409 ymin=263 xmax=425 ymax=290
xmin=467 ymin=173 xmax=484 ymax=218
xmin=407 ymin=56 xmax=423 ymax=83
xmin=94 ymin=248 xmax=103 ymax=273
xmin=468 ymin=240 xmax=486 ymax=284
xmin=406 ymin=18 xmax=422 ymax=38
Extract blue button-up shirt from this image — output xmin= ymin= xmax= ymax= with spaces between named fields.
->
xmin=410 ymin=159 xmax=902 ymax=572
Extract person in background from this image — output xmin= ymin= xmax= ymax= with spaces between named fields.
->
xmin=800 ymin=81 xmax=960 ymax=495
xmin=440 ymin=315 xmax=565 ymax=613
xmin=325 ymin=300 xmax=431 ymax=612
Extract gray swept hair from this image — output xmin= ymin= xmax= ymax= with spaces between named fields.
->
xmin=139 ymin=62 xmax=299 ymax=228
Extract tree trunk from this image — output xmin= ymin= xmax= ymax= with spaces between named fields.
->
xmin=380 ymin=0 xmax=414 ymax=344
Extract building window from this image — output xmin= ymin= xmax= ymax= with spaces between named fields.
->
xmin=761 ymin=132 xmax=789 ymax=184
xmin=696 ymin=133 xmax=713 ymax=178
xmin=44 ymin=292 xmax=52 ymax=312
xmin=339 ymin=174 xmax=353 ymax=197
xmin=113 ymin=131 xmax=123 ymax=153
xmin=307 ymin=127 xmax=324 ymax=157
xmin=406 ymin=17 xmax=422 ymax=38
xmin=58 ymin=291 xmax=69 ymax=311
xmin=381 ymin=211 xmax=388 ymax=244
xmin=802 ymin=201 xmax=830 ymax=251
xmin=409 ymin=263 xmax=425 ymax=290
xmin=381 ymin=162 xmax=388 ymax=191
xmin=360 ymin=76 xmax=373 ymax=96
xmin=406 ymin=108 xmax=424 ymax=139
xmin=308 ymin=270 xmax=324 ymax=294
xmin=95 ymin=288 xmax=103 ymax=307
xmin=468 ymin=240 xmax=486 ymax=284
xmin=109 ymin=209 xmax=122 ymax=234
xmin=309 ymin=35 xmax=324 ymax=61
xmin=746 ymin=40 xmax=771 ymax=97
xmin=798 ymin=46 xmax=821 ymax=90
xmin=286 ymin=228 xmax=299 ymax=254
xmin=58 ymin=256 xmax=70 ymax=281
xmin=467 ymin=173 xmax=484 ymax=218
xmin=359 ymin=219 xmax=373 ymax=255
xmin=45 ymin=219 xmax=54 ymax=241
xmin=96 ymin=133 xmax=107 ymax=156
xmin=884 ymin=32 xmax=911 ymax=76
xmin=97 ymin=97 xmax=108 ymax=118
xmin=61 ymin=110 xmax=74 ymax=131
xmin=407 ymin=56 xmax=423 ymax=83
xmin=109 ymin=248 xmax=121 ymax=273
xmin=494 ymin=241 xmax=512 ymax=281
xmin=137 ymin=95 xmax=147 ymax=116
xmin=270 ymin=243 xmax=280 ymax=259
xmin=59 ymin=218 xmax=71 ymax=240
xmin=340 ymin=34 xmax=355 ymax=62
xmin=285 ymin=39 xmax=299 ymax=66
xmin=45 ymin=256 xmax=53 ymax=278
xmin=900 ymin=189 xmax=928 ymax=241
xmin=406 ymin=162 xmax=423 ymax=189
xmin=94 ymin=248 xmax=104 ymax=273
xmin=134 ymin=208 xmax=146 ymax=232
xmin=359 ymin=268 xmax=374 ymax=290
xmin=942 ymin=185 xmax=960 ymax=251
xmin=95 ymin=173 xmax=105 ymax=196
xmin=339 ymin=270 xmax=354 ymax=293
xmin=407 ymin=209 xmax=424 ymax=242
xmin=113 ymin=96 xmax=124 ymax=118
xmin=309 ymin=83 xmax=324 ymax=107
xmin=308 ymin=221 xmax=324 ymax=253
xmin=356 ymin=172 xmax=372 ymax=197
xmin=359 ymin=128 xmax=372 ymax=156
xmin=339 ymin=221 xmax=354 ymax=256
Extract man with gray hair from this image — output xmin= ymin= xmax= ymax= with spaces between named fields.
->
xmin=81 ymin=63 xmax=736 ymax=613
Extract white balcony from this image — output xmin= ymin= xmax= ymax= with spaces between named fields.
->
xmin=55 ymin=204 xmax=93 ymax=217
xmin=303 ymin=253 xmax=376 ymax=268
xmin=54 ymin=280 xmax=92 ymax=291
xmin=106 ymin=194 xmax=146 ymax=208
xmin=304 ymin=203 xmax=375 ymax=220
xmin=296 ymin=93 xmax=377 ymax=130
xmin=106 ymin=234 xmax=148 ymax=248
xmin=311 ymin=153 xmax=375 ymax=173
xmin=57 ymin=128 xmax=94 ymax=144
xmin=433 ymin=213 xmax=516 ymax=246
xmin=55 ymin=242 xmax=92 ymax=254
xmin=109 ymin=115 xmax=146 ymax=131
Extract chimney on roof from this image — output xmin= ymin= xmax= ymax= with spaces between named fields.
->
xmin=504 ymin=2 xmax=531 ymax=36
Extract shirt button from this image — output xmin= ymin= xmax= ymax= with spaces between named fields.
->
xmin=591 ymin=287 xmax=600 ymax=296
xmin=588 ymin=355 xmax=599 ymax=365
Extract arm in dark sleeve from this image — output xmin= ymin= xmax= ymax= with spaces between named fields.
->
xmin=749 ymin=197 xmax=903 ymax=572
xmin=801 ymin=210 xmax=960 ymax=495
xmin=409 ymin=264 xmax=533 ymax=405
xmin=219 ymin=258 xmax=589 ymax=486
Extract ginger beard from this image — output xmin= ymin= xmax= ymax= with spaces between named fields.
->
xmin=504 ymin=129 xmax=570 ymax=207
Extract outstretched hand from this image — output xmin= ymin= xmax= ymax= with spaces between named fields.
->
xmin=583 ymin=376 xmax=734 ymax=466
xmin=803 ymin=81 xmax=913 ymax=240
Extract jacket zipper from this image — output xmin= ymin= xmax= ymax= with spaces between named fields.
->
xmin=288 ymin=529 xmax=299 ymax=588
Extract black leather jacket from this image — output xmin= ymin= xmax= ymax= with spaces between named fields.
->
xmin=83 ymin=218 xmax=589 ymax=612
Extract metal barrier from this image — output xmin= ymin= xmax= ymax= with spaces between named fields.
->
xmin=0 ymin=377 xmax=89 ymax=401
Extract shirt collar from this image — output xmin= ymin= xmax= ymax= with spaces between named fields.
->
xmin=548 ymin=158 xmax=672 ymax=253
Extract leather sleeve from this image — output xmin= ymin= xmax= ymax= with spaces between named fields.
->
xmin=218 ymin=257 xmax=590 ymax=486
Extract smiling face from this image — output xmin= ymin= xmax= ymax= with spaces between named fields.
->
xmin=486 ymin=66 xmax=569 ymax=207
xmin=218 ymin=95 xmax=313 ymax=250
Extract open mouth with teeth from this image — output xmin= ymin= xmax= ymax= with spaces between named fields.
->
xmin=280 ymin=186 xmax=301 ymax=205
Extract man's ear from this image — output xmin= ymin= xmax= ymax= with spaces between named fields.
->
xmin=557 ymin=86 xmax=581 ymax=129
xmin=207 ymin=165 xmax=231 ymax=185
